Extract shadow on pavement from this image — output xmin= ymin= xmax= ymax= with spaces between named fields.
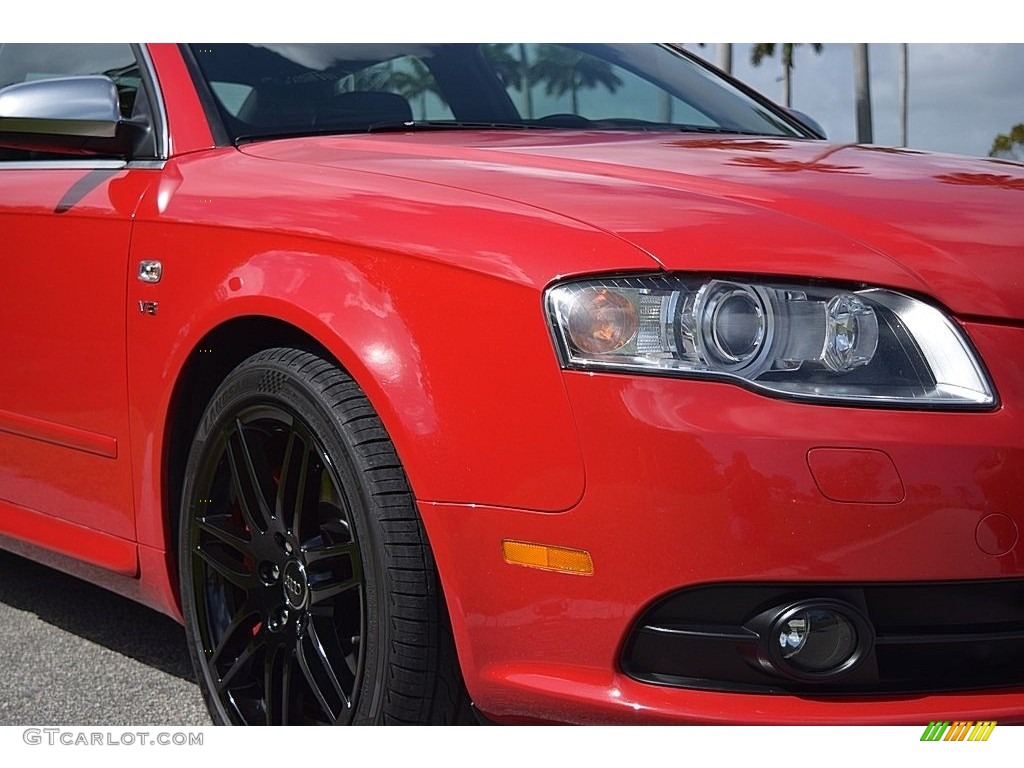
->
xmin=0 ymin=549 xmax=195 ymax=682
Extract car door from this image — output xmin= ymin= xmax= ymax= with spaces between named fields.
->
xmin=0 ymin=44 xmax=159 ymax=572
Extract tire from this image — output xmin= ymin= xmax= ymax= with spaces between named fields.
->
xmin=179 ymin=348 xmax=468 ymax=724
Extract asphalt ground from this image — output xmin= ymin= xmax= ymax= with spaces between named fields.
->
xmin=0 ymin=549 xmax=211 ymax=726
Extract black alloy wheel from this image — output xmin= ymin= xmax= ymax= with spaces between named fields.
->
xmin=180 ymin=348 xmax=467 ymax=725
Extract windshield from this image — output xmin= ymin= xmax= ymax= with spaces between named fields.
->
xmin=187 ymin=43 xmax=809 ymax=142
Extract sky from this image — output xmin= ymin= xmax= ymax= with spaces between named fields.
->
xmin=681 ymin=43 xmax=1024 ymax=158
xmin=12 ymin=2 xmax=1023 ymax=160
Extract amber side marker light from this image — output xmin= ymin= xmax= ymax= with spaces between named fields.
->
xmin=501 ymin=540 xmax=594 ymax=576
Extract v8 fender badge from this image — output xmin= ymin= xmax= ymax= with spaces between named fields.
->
xmin=138 ymin=300 xmax=159 ymax=316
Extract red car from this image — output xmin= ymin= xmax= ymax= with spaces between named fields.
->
xmin=0 ymin=43 xmax=1021 ymax=726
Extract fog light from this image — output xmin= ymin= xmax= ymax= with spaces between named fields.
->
xmin=776 ymin=609 xmax=856 ymax=672
xmin=762 ymin=600 xmax=871 ymax=680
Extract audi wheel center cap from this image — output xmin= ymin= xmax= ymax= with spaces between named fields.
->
xmin=282 ymin=560 xmax=309 ymax=611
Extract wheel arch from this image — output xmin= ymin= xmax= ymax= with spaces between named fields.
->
xmin=175 ymin=345 xmax=471 ymax=723
xmin=155 ymin=312 xmax=466 ymax=630
xmin=161 ymin=316 xmax=335 ymax=606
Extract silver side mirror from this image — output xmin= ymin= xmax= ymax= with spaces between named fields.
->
xmin=0 ymin=75 xmax=144 ymax=155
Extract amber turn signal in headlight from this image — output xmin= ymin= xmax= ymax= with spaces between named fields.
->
xmin=565 ymin=286 xmax=639 ymax=354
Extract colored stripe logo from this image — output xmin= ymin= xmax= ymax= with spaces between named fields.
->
xmin=921 ymin=721 xmax=997 ymax=741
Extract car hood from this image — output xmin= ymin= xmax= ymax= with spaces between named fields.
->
xmin=241 ymin=132 xmax=1024 ymax=321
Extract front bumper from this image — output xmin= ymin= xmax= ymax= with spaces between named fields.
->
xmin=418 ymin=319 xmax=1024 ymax=724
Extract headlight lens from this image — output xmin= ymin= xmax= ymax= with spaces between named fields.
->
xmin=546 ymin=275 xmax=995 ymax=408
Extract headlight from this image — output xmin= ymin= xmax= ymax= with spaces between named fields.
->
xmin=545 ymin=275 xmax=995 ymax=408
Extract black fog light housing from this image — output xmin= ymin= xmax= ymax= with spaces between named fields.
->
xmin=757 ymin=600 xmax=873 ymax=681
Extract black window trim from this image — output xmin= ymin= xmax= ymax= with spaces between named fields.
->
xmin=177 ymin=43 xmax=232 ymax=148
xmin=134 ymin=43 xmax=169 ymax=161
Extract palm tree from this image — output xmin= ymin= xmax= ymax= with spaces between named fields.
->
xmin=518 ymin=44 xmax=534 ymax=119
xmin=898 ymin=43 xmax=908 ymax=147
xmin=390 ymin=58 xmax=443 ymax=119
xmin=482 ymin=44 xmax=534 ymax=118
xmin=482 ymin=44 xmax=522 ymax=88
xmin=529 ymin=45 xmax=623 ymax=114
xmin=717 ymin=43 xmax=733 ymax=75
xmin=990 ymin=123 xmax=1024 ymax=160
xmin=354 ymin=61 xmax=394 ymax=93
xmin=853 ymin=44 xmax=873 ymax=143
xmin=749 ymin=43 xmax=823 ymax=108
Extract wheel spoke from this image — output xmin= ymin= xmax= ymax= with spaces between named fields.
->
xmin=210 ymin=605 xmax=260 ymax=667
xmin=225 ymin=691 xmax=249 ymax=725
xmin=263 ymin=641 xmax=294 ymax=725
xmin=216 ymin=634 xmax=262 ymax=695
xmin=226 ymin=419 xmax=275 ymax=533
xmin=320 ymin=518 xmax=351 ymax=540
xmin=279 ymin=648 xmax=295 ymax=725
xmin=276 ymin=428 xmax=312 ymax=535
xmin=308 ymin=572 xmax=361 ymax=606
xmin=194 ymin=542 xmax=254 ymax=590
xmin=305 ymin=536 xmax=362 ymax=606
xmin=303 ymin=540 xmax=359 ymax=567
xmin=296 ymin=619 xmax=351 ymax=722
xmin=196 ymin=516 xmax=254 ymax=559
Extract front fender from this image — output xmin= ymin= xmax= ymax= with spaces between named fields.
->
xmin=127 ymin=149 xmax=657 ymax=560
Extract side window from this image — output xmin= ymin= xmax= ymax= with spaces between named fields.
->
xmin=482 ymin=43 xmax=717 ymax=126
xmin=0 ymin=43 xmax=152 ymax=160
